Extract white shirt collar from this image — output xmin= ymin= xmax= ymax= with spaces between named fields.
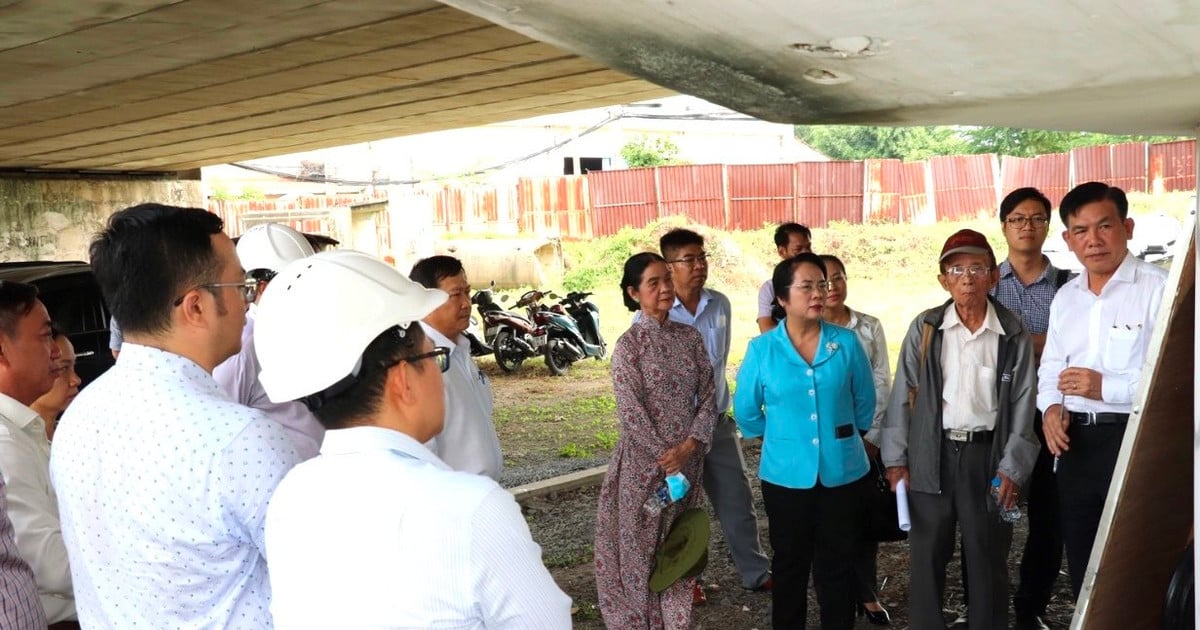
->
xmin=0 ymin=391 xmax=42 ymax=431
xmin=419 ymin=322 xmax=469 ymax=356
xmin=941 ymin=300 xmax=1004 ymax=336
xmin=320 ymin=426 xmax=450 ymax=470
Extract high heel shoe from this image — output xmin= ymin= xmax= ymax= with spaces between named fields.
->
xmin=857 ymin=602 xmax=891 ymax=626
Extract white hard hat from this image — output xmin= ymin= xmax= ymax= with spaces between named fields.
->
xmin=254 ymin=250 xmax=447 ymax=404
xmin=236 ymin=223 xmax=315 ymax=274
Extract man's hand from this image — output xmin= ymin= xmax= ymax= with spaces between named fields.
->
xmin=1058 ymin=366 xmax=1103 ymax=400
xmin=1042 ymin=404 xmax=1070 ymax=456
xmin=994 ymin=472 xmax=1020 ymax=510
xmin=885 ymin=466 xmax=909 ymax=492
xmin=658 ymin=438 xmax=699 ymax=474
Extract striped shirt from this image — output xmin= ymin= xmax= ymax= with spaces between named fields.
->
xmin=0 ymin=474 xmax=45 ymax=630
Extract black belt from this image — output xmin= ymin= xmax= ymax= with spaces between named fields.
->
xmin=943 ymin=429 xmax=993 ymax=443
xmin=1069 ymin=411 xmax=1130 ymax=426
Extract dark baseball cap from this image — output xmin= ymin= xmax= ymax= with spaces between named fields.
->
xmin=939 ymin=229 xmax=995 ymax=263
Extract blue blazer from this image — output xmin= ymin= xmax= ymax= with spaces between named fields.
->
xmin=734 ymin=320 xmax=875 ymax=489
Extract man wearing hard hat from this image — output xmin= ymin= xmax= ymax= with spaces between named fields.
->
xmin=254 ymin=250 xmax=571 ymax=629
xmin=214 ymin=223 xmax=324 ymax=460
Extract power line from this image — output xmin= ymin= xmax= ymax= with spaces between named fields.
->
xmin=228 ymin=107 xmax=764 ymax=186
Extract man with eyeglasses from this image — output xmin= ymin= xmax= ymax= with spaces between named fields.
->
xmin=409 ymin=256 xmax=502 ymax=480
xmin=254 ymin=250 xmax=571 ymax=628
xmin=987 ymin=187 xmax=1072 ymax=630
xmin=657 ymin=229 xmax=772 ymax=604
xmin=881 ymin=229 xmax=1038 ymax=630
xmin=757 ymin=223 xmax=812 ymax=333
xmin=214 ymin=223 xmax=324 ymax=460
xmin=1037 ymin=182 xmax=1168 ymax=600
xmin=50 ymin=204 xmax=300 ymax=628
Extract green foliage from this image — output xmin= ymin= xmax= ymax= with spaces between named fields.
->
xmin=794 ymin=125 xmax=967 ymax=161
xmin=795 ymin=124 xmax=1187 ymax=161
xmin=962 ymin=127 xmax=1185 ymax=157
xmin=619 ymin=135 xmax=682 ymax=168
xmin=593 ymin=429 xmax=619 ymax=450
xmin=557 ymin=442 xmax=592 ymax=458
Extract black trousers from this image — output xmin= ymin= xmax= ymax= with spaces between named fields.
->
xmin=1056 ymin=422 xmax=1127 ymax=597
xmin=761 ymin=479 xmax=860 ymax=630
xmin=1013 ymin=410 xmax=1064 ymax=618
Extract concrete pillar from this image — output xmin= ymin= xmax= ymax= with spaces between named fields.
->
xmin=0 ymin=171 xmax=203 ymax=261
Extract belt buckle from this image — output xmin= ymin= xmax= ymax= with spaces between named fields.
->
xmin=1079 ymin=411 xmax=1098 ymax=426
xmin=948 ymin=429 xmax=969 ymax=441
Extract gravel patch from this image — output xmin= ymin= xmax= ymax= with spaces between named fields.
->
xmin=500 ymin=456 xmax=610 ymax=488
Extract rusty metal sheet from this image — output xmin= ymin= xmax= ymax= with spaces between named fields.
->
xmin=795 ymin=161 xmax=863 ymax=227
xmin=1148 ymin=140 xmax=1196 ymax=193
xmin=900 ymin=161 xmax=933 ymax=224
xmin=999 ymin=152 xmax=1070 ymax=209
xmin=728 ymin=163 xmax=794 ymax=230
xmin=657 ymin=164 xmax=726 ymax=228
xmin=863 ymin=159 xmax=902 ymax=223
xmin=1109 ymin=142 xmax=1149 ymax=193
xmin=929 ymin=154 xmax=998 ymax=221
xmin=587 ymin=168 xmax=657 ymax=237
xmin=517 ymin=175 xmax=590 ymax=239
xmin=1071 ymin=144 xmax=1114 ymax=186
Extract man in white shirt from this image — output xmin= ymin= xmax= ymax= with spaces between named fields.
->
xmin=50 ymin=203 xmax=300 ymax=628
xmin=214 ymin=223 xmax=324 ymax=460
xmin=1038 ymin=182 xmax=1169 ymax=598
xmin=409 ymin=255 xmax=503 ymax=480
xmin=0 ymin=281 xmax=71 ymax=625
xmin=756 ymin=223 xmax=812 ymax=332
xmin=254 ymin=250 xmax=572 ymax=629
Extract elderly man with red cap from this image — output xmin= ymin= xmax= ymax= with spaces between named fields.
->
xmin=880 ymin=229 xmax=1039 ymax=630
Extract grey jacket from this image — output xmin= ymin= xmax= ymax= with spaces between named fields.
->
xmin=880 ymin=297 xmax=1039 ymax=495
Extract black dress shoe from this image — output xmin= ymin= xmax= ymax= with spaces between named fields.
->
xmin=857 ymin=602 xmax=891 ymax=626
xmin=1015 ymin=614 xmax=1050 ymax=630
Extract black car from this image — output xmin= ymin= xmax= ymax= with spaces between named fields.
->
xmin=0 ymin=261 xmax=114 ymax=387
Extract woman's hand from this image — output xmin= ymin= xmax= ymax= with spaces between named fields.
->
xmin=658 ymin=437 xmax=699 ymax=474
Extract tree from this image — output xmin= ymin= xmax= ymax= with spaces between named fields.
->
xmin=620 ymin=136 xmax=682 ymax=168
xmin=794 ymin=125 xmax=967 ymax=161
xmin=962 ymin=127 xmax=1184 ymax=157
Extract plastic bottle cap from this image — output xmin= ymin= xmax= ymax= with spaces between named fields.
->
xmin=991 ymin=477 xmax=1001 ymax=487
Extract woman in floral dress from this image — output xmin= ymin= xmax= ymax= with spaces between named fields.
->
xmin=594 ymin=252 xmax=718 ymax=630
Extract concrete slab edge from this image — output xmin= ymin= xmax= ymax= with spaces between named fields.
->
xmin=509 ymin=465 xmax=608 ymax=504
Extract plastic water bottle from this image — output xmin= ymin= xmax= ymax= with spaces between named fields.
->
xmin=991 ymin=476 xmax=1022 ymax=523
xmin=643 ymin=472 xmax=691 ymax=516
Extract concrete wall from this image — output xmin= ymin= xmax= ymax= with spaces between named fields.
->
xmin=0 ymin=174 xmax=203 ymax=261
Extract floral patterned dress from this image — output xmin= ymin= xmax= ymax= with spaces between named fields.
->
xmin=594 ymin=315 xmax=718 ymax=630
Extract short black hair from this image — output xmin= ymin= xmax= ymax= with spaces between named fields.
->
xmin=1059 ymin=182 xmax=1128 ymax=225
xmin=819 ymin=254 xmax=846 ymax=276
xmin=659 ymin=228 xmax=704 ymax=260
xmin=999 ymin=187 xmax=1052 ymax=222
xmin=774 ymin=222 xmax=812 ymax=247
xmin=89 ymin=204 xmax=225 ymax=336
xmin=409 ymin=255 xmax=465 ymax=290
xmin=0 ymin=282 xmax=39 ymax=339
xmin=620 ymin=252 xmax=666 ymax=312
xmin=771 ymin=252 xmax=827 ymax=305
xmin=309 ymin=324 xmax=431 ymax=430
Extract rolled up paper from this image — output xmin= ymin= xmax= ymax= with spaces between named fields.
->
xmin=896 ymin=478 xmax=912 ymax=532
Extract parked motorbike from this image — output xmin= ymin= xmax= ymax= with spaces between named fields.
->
xmin=513 ymin=289 xmax=606 ymax=376
xmin=470 ymin=286 xmax=546 ymax=373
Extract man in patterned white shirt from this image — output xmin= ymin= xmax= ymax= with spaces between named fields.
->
xmin=50 ymin=203 xmax=300 ymax=628
xmin=255 ymin=251 xmax=571 ymax=629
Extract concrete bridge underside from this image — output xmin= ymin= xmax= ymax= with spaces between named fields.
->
xmin=0 ymin=0 xmax=670 ymax=173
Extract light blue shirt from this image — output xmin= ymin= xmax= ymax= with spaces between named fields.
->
xmin=50 ymin=344 xmax=300 ymax=628
xmin=667 ymin=288 xmax=733 ymax=415
xmin=734 ymin=321 xmax=875 ymax=489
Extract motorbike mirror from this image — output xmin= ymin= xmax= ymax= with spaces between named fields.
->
xmin=548 ymin=292 xmax=560 ymax=299
xmin=490 ymin=280 xmax=496 ymax=288
xmin=500 ymin=294 xmax=510 ymax=303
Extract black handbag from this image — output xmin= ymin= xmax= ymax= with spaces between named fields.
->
xmin=860 ymin=454 xmax=908 ymax=543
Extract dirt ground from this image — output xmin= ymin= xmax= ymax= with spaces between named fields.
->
xmin=524 ymin=441 xmax=1078 ymax=629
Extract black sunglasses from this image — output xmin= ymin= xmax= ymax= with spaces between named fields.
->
xmin=398 ymin=347 xmax=450 ymax=373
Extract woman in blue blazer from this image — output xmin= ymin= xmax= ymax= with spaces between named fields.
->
xmin=734 ymin=252 xmax=875 ymax=630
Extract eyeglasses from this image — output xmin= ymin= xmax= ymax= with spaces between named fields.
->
xmin=172 ymin=279 xmax=258 ymax=307
xmin=399 ymin=347 xmax=450 ymax=373
xmin=943 ymin=265 xmax=992 ymax=278
xmin=790 ymin=281 xmax=831 ymax=293
xmin=667 ymin=254 xmax=709 ymax=267
xmin=1004 ymin=216 xmax=1049 ymax=228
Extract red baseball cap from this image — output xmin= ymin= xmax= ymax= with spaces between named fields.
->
xmin=939 ymin=229 xmax=995 ymax=263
